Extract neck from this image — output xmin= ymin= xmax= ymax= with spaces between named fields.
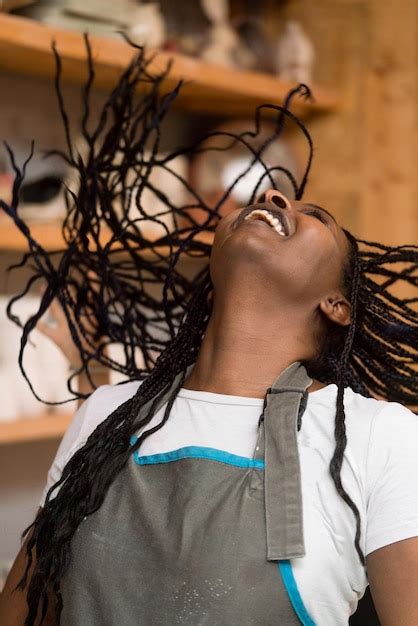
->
xmin=183 ymin=293 xmax=323 ymax=398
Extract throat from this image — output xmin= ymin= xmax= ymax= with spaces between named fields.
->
xmin=186 ymin=301 xmax=317 ymax=399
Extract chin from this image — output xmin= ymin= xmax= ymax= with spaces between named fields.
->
xmin=228 ymin=220 xmax=284 ymax=257
xmin=211 ymin=232 xmax=285 ymax=292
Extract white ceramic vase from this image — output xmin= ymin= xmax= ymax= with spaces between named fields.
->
xmin=276 ymin=20 xmax=315 ymax=85
xmin=126 ymin=3 xmax=167 ymax=49
xmin=128 ymin=152 xmax=189 ymax=239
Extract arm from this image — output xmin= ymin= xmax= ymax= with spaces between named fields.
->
xmin=0 ymin=512 xmax=55 ymax=626
xmin=367 ymin=536 xmax=418 ymax=626
xmin=365 ymin=402 xmax=418 ymax=624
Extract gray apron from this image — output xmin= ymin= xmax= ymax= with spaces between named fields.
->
xmin=61 ymin=362 xmax=313 ymax=625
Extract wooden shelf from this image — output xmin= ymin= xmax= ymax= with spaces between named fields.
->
xmin=0 ymin=412 xmax=72 ymax=445
xmin=0 ymin=14 xmax=338 ymax=116
xmin=0 ymin=221 xmax=67 ymax=251
xmin=0 ymin=221 xmax=214 ymax=253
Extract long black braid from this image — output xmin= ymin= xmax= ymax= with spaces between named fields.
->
xmin=1 ymin=39 xmax=417 ymax=623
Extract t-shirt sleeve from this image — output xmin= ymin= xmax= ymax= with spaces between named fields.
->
xmin=365 ymin=401 xmax=418 ymax=556
xmin=39 ymin=381 xmax=141 ymax=507
xmin=39 ymin=388 xmax=102 ymax=507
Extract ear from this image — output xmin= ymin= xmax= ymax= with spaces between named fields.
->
xmin=319 ymin=293 xmax=351 ymax=327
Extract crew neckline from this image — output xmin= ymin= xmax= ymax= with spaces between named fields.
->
xmin=177 ymin=384 xmax=336 ymax=406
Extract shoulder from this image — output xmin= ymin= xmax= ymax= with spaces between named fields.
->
xmin=306 ymin=384 xmax=417 ymax=469
xmin=305 ymin=386 xmax=418 ymax=557
xmin=342 ymin=387 xmax=417 ymax=454
xmin=62 ymin=379 xmax=143 ymax=460
xmin=305 ymin=385 xmax=383 ymax=452
xmin=79 ymin=379 xmax=143 ymax=435
xmin=365 ymin=396 xmax=417 ymax=474
xmin=342 ymin=390 xmax=418 ymax=557
xmin=40 ymin=378 xmax=144 ymax=506
xmin=310 ymin=383 xmax=418 ymax=476
xmin=84 ymin=379 xmax=142 ymax=415
xmin=310 ymin=383 xmax=415 ymax=431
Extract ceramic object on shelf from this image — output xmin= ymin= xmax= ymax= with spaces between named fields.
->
xmin=19 ymin=167 xmax=67 ymax=223
xmin=276 ymin=20 xmax=315 ymax=85
xmin=155 ymin=1 xmax=210 ymax=57
xmin=233 ymin=17 xmax=273 ymax=73
xmin=15 ymin=0 xmax=133 ymax=35
xmin=0 ymin=123 xmax=90 ymax=223
xmin=0 ymin=86 xmax=83 ymax=224
xmin=200 ymin=23 xmax=242 ymax=68
xmin=0 ymin=144 xmax=68 ymax=223
xmin=64 ymin=0 xmax=131 ymax=26
xmin=126 ymin=3 xmax=167 ymax=49
xmin=200 ymin=0 xmax=248 ymax=69
xmin=200 ymin=0 xmax=228 ymax=25
xmin=0 ymin=296 xmax=71 ymax=416
xmin=125 ymin=152 xmax=189 ymax=239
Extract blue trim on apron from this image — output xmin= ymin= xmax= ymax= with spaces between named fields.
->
xmin=278 ymin=561 xmax=316 ymax=626
xmin=130 ymin=438 xmax=265 ymax=470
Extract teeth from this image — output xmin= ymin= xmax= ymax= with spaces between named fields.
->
xmin=244 ymin=209 xmax=286 ymax=236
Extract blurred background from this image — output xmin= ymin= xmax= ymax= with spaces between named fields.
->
xmin=0 ymin=1 xmax=416 ymax=621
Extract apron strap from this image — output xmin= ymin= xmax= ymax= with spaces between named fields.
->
xmin=264 ymin=362 xmax=312 ymax=561
xmin=135 ymin=362 xmax=312 ymax=562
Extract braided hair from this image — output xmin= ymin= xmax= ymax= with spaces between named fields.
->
xmin=1 ymin=39 xmax=417 ymax=624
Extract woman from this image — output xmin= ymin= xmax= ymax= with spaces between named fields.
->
xmin=0 ymin=46 xmax=417 ymax=625
xmin=2 ymin=187 xmax=418 ymax=625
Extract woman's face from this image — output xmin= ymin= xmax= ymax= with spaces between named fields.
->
xmin=210 ymin=189 xmax=351 ymax=310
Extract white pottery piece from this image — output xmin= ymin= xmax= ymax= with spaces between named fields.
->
xmin=65 ymin=0 xmax=132 ymax=26
xmin=128 ymin=152 xmax=189 ymax=239
xmin=126 ymin=3 xmax=167 ymax=49
xmin=200 ymin=0 xmax=243 ymax=68
xmin=0 ymin=296 xmax=72 ymax=416
xmin=276 ymin=20 xmax=315 ymax=85
xmin=200 ymin=0 xmax=228 ymax=24
xmin=201 ymin=23 xmax=242 ymax=68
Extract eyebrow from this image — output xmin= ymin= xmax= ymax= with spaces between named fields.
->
xmin=304 ymin=203 xmax=337 ymax=225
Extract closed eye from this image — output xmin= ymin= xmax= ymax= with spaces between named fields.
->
xmin=304 ymin=208 xmax=329 ymax=225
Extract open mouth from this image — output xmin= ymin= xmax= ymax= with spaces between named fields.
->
xmin=244 ymin=208 xmax=288 ymax=237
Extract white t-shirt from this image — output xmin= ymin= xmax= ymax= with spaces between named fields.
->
xmin=41 ymin=378 xmax=418 ymax=556
xmin=40 ymin=380 xmax=418 ymax=624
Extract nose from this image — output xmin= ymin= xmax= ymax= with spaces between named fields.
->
xmin=257 ymin=189 xmax=291 ymax=209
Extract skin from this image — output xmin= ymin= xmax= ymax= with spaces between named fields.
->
xmin=1 ymin=190 xmax=417 ymax=624
xmin=184 ymin=188 xmax=352 ymax=397
xmin=183 ymin=188 xmax=418 ymax=624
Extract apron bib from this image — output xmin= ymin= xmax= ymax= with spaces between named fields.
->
xmin=61 ymin=362 xmax=313 ymax=625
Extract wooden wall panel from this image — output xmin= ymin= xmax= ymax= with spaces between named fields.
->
xmin=263 ymin=0 xmax=418 ymax=248
xmin=361 ymin=0 xmax=418 ymax=246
